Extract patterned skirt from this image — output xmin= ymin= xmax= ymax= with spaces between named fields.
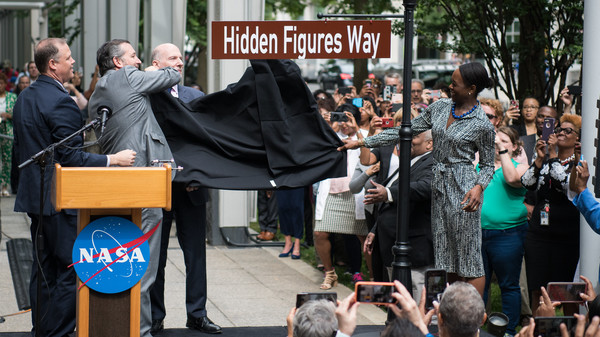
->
xmin=314 ymin=191 xmax=368 ymax=236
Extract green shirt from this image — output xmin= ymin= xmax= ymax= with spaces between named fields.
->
xmin=479 ymin=159 xmax=527 ymax=229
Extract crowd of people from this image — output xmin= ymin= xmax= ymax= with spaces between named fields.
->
xmin=6 ymin=34 xmax=596 ymax=337
xmin=285 ymin=62 xmax=592 ymax=337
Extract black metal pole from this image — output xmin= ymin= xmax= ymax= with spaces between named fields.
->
xmin=390 ymin=0 xmax=418 ymax=300
xmin=34 ymin=155 xmax=47 ymax=337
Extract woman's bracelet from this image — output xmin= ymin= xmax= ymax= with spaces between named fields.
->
xmin=358 ymin=138 xmax=365 ymax=147
xmin=498 ymin=149 xmax=508 ymax=155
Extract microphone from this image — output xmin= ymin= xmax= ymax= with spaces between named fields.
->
xmin=97 ymin=104 xmax=113 ymax=134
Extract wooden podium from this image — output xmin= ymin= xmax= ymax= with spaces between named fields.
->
xmin=52 ymin=164 xmax=172 ymax=337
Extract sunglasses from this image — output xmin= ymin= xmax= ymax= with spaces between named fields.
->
xmin=486 ymin=114 xmax=497 ymax=120
xmin=554 ymin=127 xmax=579 ymax=135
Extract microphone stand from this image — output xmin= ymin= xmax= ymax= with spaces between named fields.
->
xmin=19 ymin=116 xmax=102 ymax=337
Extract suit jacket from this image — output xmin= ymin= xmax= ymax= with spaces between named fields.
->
xmin=168 ymin=85 xmax=209 ymax=204
xmin=89 ymin=66 xmax=181 ymax=169
xmin=375 ymin=152 xmax=434 ymax=268
xmin=176 ymin=84 xmax=204 ymax=103
xmin=13 ymin=75 xmax=107 ymax=215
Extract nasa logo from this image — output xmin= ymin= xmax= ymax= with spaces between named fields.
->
xmin=71 ymin=216 xmax=150 ymax=294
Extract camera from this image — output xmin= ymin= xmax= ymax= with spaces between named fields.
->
xmin=381 ymin=117 xmax=393 ymax=128
xmin=534 ymin=317 xmax=576 ymax=337
xmin=296 ymin=292 xmax=337 ymax=308
xmin=339 ymin=87 xmax=352 ymax=95
xmin=355 ymin=281 xmax=396 ymax=305
xmin=330 ymin=112 xmax=348 ymax=123
xmin=546 ymin=282 xmax=586 ymax=303
xmin=541 ymin=117 xmax=555 ymax=141
xmin=425 ymin=269 xmax=447 ymax=310
xmin=352 ymin=98 xmax=363 ymax=108
xmin=383 ymin=85 xmax=396 ymax=101
xmin=567 ymin=85 xmax=581 ymax=96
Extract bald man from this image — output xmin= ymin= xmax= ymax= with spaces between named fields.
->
xmin=147 ymin=43 xmax=220 ymax=335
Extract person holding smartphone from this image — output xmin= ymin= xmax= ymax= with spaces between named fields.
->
xmin=314 ymin=103 xmax=370 ymax=289
xmin=339 ymin=62 xmax=496 ymax=296
xmin=521 ymin=114 xmax=581 ymax=315
xmin=479 ymin=126 xmax=528 ymax=336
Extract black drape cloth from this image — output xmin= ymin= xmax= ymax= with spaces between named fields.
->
xmin=151 ymin=59 xmax=346 ymax=190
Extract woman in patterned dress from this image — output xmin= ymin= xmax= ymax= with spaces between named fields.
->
xmin=338 ymin=63 xmax=495 ymax=296
xmin=0 ymin=73 xmax=16 ymax=196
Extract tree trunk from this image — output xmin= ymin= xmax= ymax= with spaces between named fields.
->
xmin=518 ymin=3 xmax=547 ymax=103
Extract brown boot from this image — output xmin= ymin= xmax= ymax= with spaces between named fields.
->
xmin=261 ymin=231 xmax=275 ymax=241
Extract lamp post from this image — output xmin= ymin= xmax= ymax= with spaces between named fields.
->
xmin=390 ymin=0 xmax=418 ymax=297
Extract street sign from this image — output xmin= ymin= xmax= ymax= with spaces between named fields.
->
xmin=212 ymin=20 xmax=391 ymax=59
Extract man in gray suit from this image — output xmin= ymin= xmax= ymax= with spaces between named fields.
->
xmin=148 ymin=43 xmax=221 ymax=334
xmin=88 ymin=39 xmax=181 ymax=337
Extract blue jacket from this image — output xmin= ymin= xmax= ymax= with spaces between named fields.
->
xmin=573 ymin=188 xmax=600 ymax=235
xmin=13 ymin=75 xmax=107 ymax=215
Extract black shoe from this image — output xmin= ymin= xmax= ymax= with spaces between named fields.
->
xmin=150 ymin=319 xmax=164 ymax=335
xmin=186 ymin=316 xmax=222 ymax=334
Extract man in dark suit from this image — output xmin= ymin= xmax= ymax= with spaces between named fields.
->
xmin=12 ymin=38 xmax=135 ymax=337
xmin=148 ymin=43 xmax=221 ymax=334
xmin=364 ymin=130 xmax=434 ymax=300
xmin=88 ymin=39 xmax=182 ymax=337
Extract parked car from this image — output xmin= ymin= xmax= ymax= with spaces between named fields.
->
xmin=318 ymin=62 xmax=354 ymax=91
xmin=372 ymin=60 xmax=457 ymax=88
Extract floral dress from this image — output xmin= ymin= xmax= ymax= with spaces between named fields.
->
xmin=0 ymin=92 xmax=17 ymax=188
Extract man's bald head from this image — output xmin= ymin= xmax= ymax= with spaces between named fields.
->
xmin=151 ymin=43 xmax=183 ymax=73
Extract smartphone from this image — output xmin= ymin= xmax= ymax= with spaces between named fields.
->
xmin=355 ymin=281 xmax=396 ymax=305
xmin=330 ymin=112 xmax=348 ymax=123
xmin=430 ymin=90 xmax=441 ymax=99
xmin=381 ymin=117 xmax=394 ymax=128
xmin=352 ymin=98 xmax=363 ymax=108
xmin=567 ymin=85 xmax=582 ymax=96
xmin=511 ymin=99 xmax=519 ymax=109
xmin=546 ymin=282 xmax=586 ymax=303
xmin=383 ymin=85 xmax=396 ymax=101
xmin=391 ymin=93 xmax=402 ymax=103
xmin=534 ymin=317 xmax=576 ymax=337
xmin=541 ymin=117 xmax=555 ymax=141
xmin=365 ymin=79 xmax=373 ymax=88
xmin=296 ymin=292 xmax=337 ymax=308
xmin=425 ymin=269 xmax=447 ymax=310
xmin=339 ymin=87 xmax=352 ymax=95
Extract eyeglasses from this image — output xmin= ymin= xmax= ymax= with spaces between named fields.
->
xmin=486 ymin=114 xmax=497 ymax=120
xmin=523 ymin=105 xmax=539 ymax=109
xmin=411 ymin=90 xmax=423 ymax=94
xmin=554 ymin=127 xmax=579 ymax=135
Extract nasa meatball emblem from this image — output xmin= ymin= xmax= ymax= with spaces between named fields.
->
xmin=71 ymin=216 xmax=150 ymax=294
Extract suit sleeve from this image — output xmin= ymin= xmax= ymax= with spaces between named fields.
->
xmin=45 ymin=95 xmax=107 ymax=167
xmin=126 ymin=66 xmax=181 ymax=95
xmin=573 ymin=188 xmax=600 ymax=235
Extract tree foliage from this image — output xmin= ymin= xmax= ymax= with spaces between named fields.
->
xmin=402 ymin=0 xmax=583 ymax=105
xmin=309 ymin=0 xmax=400 ymax=88
xmin=47 ymin=0 xmax=81 ymax=45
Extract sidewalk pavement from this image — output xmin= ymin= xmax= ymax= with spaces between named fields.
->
xmin=0 ymin=195 xmax=387 ymax=333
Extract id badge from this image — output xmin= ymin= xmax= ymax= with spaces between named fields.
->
xmin=540 ymin=202 xmax=550 ymax=226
